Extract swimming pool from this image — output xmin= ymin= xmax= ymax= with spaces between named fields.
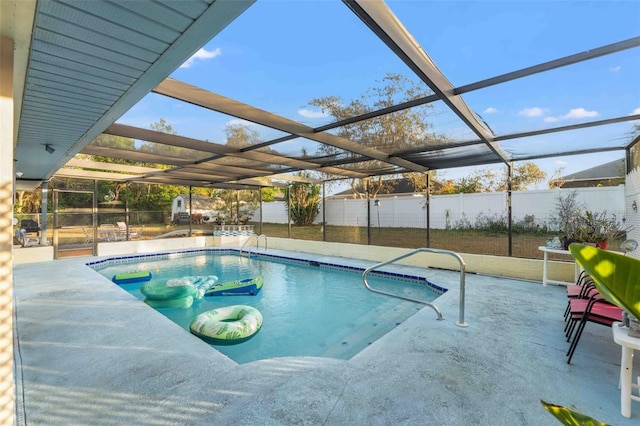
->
xmin=89 ymin=249 xmax=445 ymax=363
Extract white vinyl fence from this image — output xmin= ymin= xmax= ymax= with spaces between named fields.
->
xmin=253 ymin=186 xmax=626 ymax=231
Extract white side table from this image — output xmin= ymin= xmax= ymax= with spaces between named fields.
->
xmin=538 ymin=246 xmax=580 ymax=286
xmin=612 ymin=323 xmax=640 ymax=418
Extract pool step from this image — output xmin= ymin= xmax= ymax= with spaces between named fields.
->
xmin=319 ymin=298 xmax=419 ymax=358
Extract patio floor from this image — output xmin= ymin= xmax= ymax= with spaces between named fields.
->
xmin=12 ymin=249 xmax=640 ymax=425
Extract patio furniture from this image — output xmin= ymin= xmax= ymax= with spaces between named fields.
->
xmin=563 ymin=272 xmax=597 ymax=321
xmin=565 ymin=293 xmax=623 ymax=364
xmin=14 ymin=228 xmax=40 ymax=247
xmin=612 ymin=323 xmax=640 ymax=418
xmin=116 ymin=222 xmax=142 ymax=240
xmin=82 ymin=228 xmax=93 ymax=245
xmin=98 ymin=224 xmax=120 ymax=242
xmin=568 ymin=243 xmax=640 ymax=322
xmin=538 ymin=246 xmax=581 ymax=286
xmin=172 ymin=212 xmax=190 ymax=225
xmin=567 ymin=244 xmax=640 ymax=368
xmin=20 ymin=219 xmax=40 ymax=235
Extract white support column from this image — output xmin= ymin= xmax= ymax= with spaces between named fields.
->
xmin=0 ymin=35 xmax=16 ymax=424
xmin=40 ymin=181 xmax=48 ymax=245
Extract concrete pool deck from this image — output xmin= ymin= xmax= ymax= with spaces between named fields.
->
xmin=12 ymin=249 xmax=640 ymax=425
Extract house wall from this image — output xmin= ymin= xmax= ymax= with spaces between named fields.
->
xmin=170 ymin=196 xmax=218 ymax=220
xmin=625 ymin=167 xmax=640 ymax=259
xmin=171 ymin=196 xmax=187 ymax=217
xmin=254 ymin=186 xmax=626 ymax=229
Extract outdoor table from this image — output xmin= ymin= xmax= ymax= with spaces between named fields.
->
xmin=612 ymin=323 xmax=640 ymax=418
xmin=538 ymin=246 xmax=580 ymax=286
xmin=98 ymin=225 xmax=125 ymax=242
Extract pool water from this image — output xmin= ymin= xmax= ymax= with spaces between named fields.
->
xmin=91 ymin=251 xmax=443 ymax=363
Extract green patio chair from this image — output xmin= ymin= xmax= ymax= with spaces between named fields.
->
xmin=568 ymin=243 xmax=640 ymax=322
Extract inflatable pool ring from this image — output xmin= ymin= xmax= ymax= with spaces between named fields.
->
xmin=112 ymin=270 xmax=152 ymax=285
xmin=190 ymin=305 xmax=263 ymax=345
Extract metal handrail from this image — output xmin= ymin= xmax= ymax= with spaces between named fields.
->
xmin=240 ymin=234 xmax=268 ymax=257
xmin=251 ymin=234 xmax=267 ymax=255
xmin=362 ymin=247 xmax=467 ymax=327
xmin=239 ymin=235 xmax=256 ymax=256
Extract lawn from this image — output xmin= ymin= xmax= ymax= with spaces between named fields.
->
xmin=50 ymin=222 xmax=617 ymax=261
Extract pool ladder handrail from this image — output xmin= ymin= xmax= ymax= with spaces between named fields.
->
xmin=240 ymin=234 xmax=267 ymax=257
xmin=362 ymin=247 xmax=468 ymax=327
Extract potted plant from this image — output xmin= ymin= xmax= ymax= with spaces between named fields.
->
xmin=574 ymin=210 xmax=625 ymax=249
xmin=553 ymin=192 xmax=630 ymax=249
xmin=553 ymin=191 xmax=583 ymax=249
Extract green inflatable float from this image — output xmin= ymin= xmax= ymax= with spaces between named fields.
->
xmin=141 ymin=275 xmax=218 ymax=309
xmin=190 ymin=305 xmax=263 ymax=345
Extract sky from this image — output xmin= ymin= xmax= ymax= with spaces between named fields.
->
xmin=118 ymin=0 xmax=640 ymax=193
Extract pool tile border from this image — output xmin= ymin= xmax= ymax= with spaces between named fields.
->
xmin=87 ymin=248 xmax=446 ymax=295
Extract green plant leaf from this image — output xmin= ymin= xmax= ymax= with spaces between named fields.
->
xmin=569 ymin=243 xmax=640 ymax=319
xmin=541 ymin=400 xmax=609 ymax=426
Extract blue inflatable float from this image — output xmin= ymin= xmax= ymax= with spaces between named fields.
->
xmin=112 ymin=270 xmax=152 ymax=285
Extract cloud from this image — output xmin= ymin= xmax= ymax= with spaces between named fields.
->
xmin=610 ymin=65 xmax=621 ymax=72
xmin=518 ymin=107 xmax=548 ymax=117
xmin=562 ymin=108 xmax=599 ymax=119
xmin=631 ymin=107 xmax=640 ymax=115
xmin=483 ymin=107 xmax=498 ymax=114
xmin=226 ymin=119 xmax=254 ymax=127
xmin=298 ymin=108 xmax=329 ymax=119
xmin=180 ymin=47 xmax=221 ymax=68
xmin=544 ymin=108 xmax=600 ymax=123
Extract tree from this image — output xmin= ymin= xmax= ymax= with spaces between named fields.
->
xmin=14 ymin=190 xmax=41 ymax=214
xmin=508 ymin=162 xmax=547 ymax=190
xmin=454 ymin=172 xmax=491 ymax=193
xmin=226 ymin=123 xmax=261 ymax=149
xmin=285 ymin=174 xmax=321 ymax=226
xmin=150 ymin=118 xmax=176 ymax=135
xmin=260 ymin=187 xmax=280 ymax=202
xmin=548 ymin=167 xmax=566 ymax=189
xmin=211 ymin=189 xmax=260 ymax=224
xmin=437 ymin=162 xmax=547 ymax=194
xmin=308 ymin=73 xmax=446 ymax=198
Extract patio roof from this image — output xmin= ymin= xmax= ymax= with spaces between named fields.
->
xmin=6 ymin=0 xmax=640 ymax=191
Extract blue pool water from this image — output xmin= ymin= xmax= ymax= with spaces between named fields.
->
xmin=90 ymin=250 xmax=444 ymax=363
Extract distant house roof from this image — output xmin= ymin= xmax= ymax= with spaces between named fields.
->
xmin=329 ymin=178 xmax=441 ymax=198
xmin=551 ymin=158 xmax=626 ymax=188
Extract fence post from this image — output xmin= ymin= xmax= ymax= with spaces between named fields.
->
xmin=287 ymin=186 xmax=291 ymax=238
xmin=426 ymin=172 xmax=430 ymax=247
xmin=322 ymin=183 xmax=326 ymax=241
xmin=367 ymin=180 xmax=371 ymax=245
xmin=507 ymin=163 xmax=513 ymax=257
xmin=188 ymin=187 xmax=192 ymax=237
xmin=259 ymin=187 xmax=263 ymax=235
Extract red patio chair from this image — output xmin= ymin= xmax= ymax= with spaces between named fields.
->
xmin=563 ymin=274 xmax=598 ymax=321
xmin=565 ymin=294 xmax=623 ymax=364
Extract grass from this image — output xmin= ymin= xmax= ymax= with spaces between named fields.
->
xmin=46 ymin=222 xmax=624 ymax=261
xmin=257 ymin=223 xmax=567 ymax=260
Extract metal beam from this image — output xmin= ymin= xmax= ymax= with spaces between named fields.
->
xmin=153 ymin=78 xmax=429 ymax=173
xmin=456 ymin=37 xmax=640 ymax=95
xmin=104 ymin=123 xmax=367 ymax=179
xmin=345 ymin=0 xmax=511 ymax=164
